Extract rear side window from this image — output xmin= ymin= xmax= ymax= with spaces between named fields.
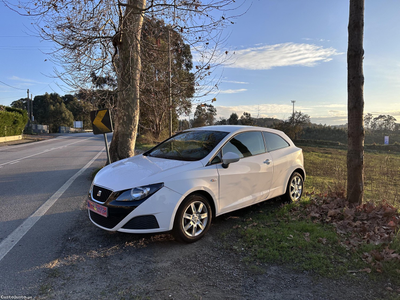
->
xmin=222 ymin=131 xmax=266 ymax=158
xmin=263 ymin=132 xmax=290 ymax=152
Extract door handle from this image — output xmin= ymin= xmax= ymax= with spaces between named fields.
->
xmin=263 ymin=159 xmax=272 ymax=165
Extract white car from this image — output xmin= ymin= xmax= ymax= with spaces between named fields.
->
xmin=88 ymin=125 xmax=305 ymax=243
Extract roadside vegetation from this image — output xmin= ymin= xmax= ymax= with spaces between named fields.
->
xmin=227 ymin=145 xmax=400 ymax=294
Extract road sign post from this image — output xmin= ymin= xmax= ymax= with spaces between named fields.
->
xmin=90 ymin=109 xmax=113 ymax=165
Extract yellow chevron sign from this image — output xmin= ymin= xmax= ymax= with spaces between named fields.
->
xmin=90 ymin=109 xmax=113 ymax=135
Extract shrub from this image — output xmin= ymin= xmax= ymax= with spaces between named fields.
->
xmin=0 ymin=105 xmax=29 ymax=136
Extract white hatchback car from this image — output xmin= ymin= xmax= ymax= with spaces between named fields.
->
xmin=88 ymin=125 xmax=305 ymax=242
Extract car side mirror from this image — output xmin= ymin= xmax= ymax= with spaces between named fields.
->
xmin=221 ymin=152 xmax=240 ymax=169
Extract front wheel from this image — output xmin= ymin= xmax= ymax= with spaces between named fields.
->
xmin=283 ymin=172 xmax=304 ymax=203
xmin=172 ymin=194 xmax=212 ymax=243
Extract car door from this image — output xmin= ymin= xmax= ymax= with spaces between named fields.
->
xmin=262 ymin=131 xmax=292 ymax=197
xmin=216 ymin=131 xmax=274 ymax=215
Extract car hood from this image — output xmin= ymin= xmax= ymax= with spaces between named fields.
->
xmin=93 ymin=154 xmax=200 ymax=192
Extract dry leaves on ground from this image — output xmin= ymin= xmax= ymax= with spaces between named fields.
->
xmin=290 ymin=194 xmax=400 ymax=269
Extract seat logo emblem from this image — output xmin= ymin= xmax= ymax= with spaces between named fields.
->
xmin=97 ymin=190 xmax=102 ymax=197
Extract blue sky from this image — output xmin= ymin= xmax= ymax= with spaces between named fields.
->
xmin=1 ymin=0 xmax=400 ymax=125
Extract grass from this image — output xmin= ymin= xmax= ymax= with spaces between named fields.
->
xmin=302 ymin=146 xmax=400 ymax=207
xmin=135 ymin=141 xmax=155 ymax=152
xmin=238 ymin=202 xmax=364 ymax=277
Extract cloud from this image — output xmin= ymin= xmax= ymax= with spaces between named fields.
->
xmin=221 ymin=80 xmax=249 ymax=85
xmin=215 ymin=104 xmax=293 ymax=119
xmin=9 ymin=76 xmax=46 ymax=85
xmin=315 ymin=104 xmax=347 ymax=108
xmin=225 ymin=43 xmax=342 ymax=70
xmin=212 ymin=88 xmax=248 ymax=95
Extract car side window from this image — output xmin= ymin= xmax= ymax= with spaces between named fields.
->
xmin=210 ymin=151 xmax=222 ymax=165
xmin=222 ymin=132 xmax=266 ymax=158
xmin=263 ymin=132 xmax=290 ymax=152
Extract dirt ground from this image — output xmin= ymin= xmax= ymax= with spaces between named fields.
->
xmin=36 ymin=198 xmax=395 ymax=300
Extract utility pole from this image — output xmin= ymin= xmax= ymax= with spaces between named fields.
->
xmin=30 ymin=93 xmax=33 ymax=121
xmin=291 ymin=100 xmax=296 ymax=123
xmin=168 ymin=29 xmax=173 ymax=137
xmin=27 ymin=89 xmax=30 ymax=118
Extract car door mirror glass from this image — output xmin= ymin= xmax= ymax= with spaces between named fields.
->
xmin=221 ymin=152 xmax=240 ymax=168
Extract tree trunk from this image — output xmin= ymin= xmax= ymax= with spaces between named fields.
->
xmin=347 ymin=0 xmax=365 ymax=206
xmin=110 ymin=0 xmax=146 ymax=162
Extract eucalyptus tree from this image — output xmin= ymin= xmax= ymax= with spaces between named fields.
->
xmin=139 ymin=17 xmax=194 ymax=139
xmin=3 ymin=0 xmax=240 ymax=161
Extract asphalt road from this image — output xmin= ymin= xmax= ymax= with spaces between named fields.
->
xmin=0 ymin=133 xmax=108 ymax=297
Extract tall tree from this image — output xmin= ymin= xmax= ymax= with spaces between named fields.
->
xmin=228 ymin=112 xmax=239 ymax=125
xmin=347 ymin=0 xmax=365 ymax=206
xmin=31 ymin=93 xmax=74 ymax=132
xmin=6 ymin=0 xmax=239 ymax=162
xmin=239 ymin=112 xmax=254 ymax=125
xmin=10 ymin=98 xmax=28 ymax=111
xmin=63 ymin=95 xmax=93 ymax=129
xmin=192 ymin=104 xmax=216 ymax=127
xmin=139 ymin=18 xmax=193 ymax=140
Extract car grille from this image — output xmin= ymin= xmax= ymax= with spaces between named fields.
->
xmin=92 ymin=185 xmax=113 ymax=203
xmin=122 ymin=215 xmax=160 ymax=230
xmin=89 ymin=206 xmax=134 ymax=229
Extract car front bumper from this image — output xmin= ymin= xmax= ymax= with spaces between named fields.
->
xmin=88 ymin=186 xmax=183 ymax=234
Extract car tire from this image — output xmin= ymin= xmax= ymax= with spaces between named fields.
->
xmin=283 ymin=172 xmax=304 ymax=203
xmin=172 ymin=193 xmax=212 ymax=243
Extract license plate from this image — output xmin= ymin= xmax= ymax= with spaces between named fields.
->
xmin=88 ymin=200 xmax=108 ymax=217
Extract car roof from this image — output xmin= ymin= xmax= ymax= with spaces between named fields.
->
xmin=186 ymin=125 xmax=283 ymax=135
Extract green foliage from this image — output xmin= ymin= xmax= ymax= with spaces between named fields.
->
xmin=227 ymin=112 xmax=238 ymax=125
xmin=253 ymin=117 xmax=282 ymax=128
xmin=301 ymin=126 xmax=347 ymax=143
xmin=31 ymin=92 xmax=89 ymax=133
xmin=63 ymin=95 xmax=93 ymax=129
xmin=192 ymin=104 xmax=216 ymax=127
xmin=0 ymin=105 xmax=29 ymax=136
xmin=48 ymin=103 xmax=74 ymax=133
xmin=274 ymin=111 xmax=311 ymax=140
xmin=10 ymin=98 xmax=28 ymax=110
xmin=239 ymin=112 xmax=254 ymax=125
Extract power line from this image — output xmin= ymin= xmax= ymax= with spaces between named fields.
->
xmin=0 ymin=81 xmax=26 ymax=91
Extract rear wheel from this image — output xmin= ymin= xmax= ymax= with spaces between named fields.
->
xmin=173 ymin=194 xmax=212 ymax=243
xmin=283 ymin=172 xmax=304 ymax=203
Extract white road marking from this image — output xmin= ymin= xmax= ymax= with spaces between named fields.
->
xmin=0 ymin=149 xmax=104 ymax=262
xmin=0 ymin=138 xmax=93 ymax=167
xmin=0 ymin=135 xmax=71 ymax=151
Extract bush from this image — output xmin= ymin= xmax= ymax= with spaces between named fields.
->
xmin=0 ymin=105 xmax=29 ymax=136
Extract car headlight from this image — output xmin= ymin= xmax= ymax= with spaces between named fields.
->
xmin=116 ymin=183 xmax=164 ymax=202
xmin=88 ymin=182 xmax=94 ymax=196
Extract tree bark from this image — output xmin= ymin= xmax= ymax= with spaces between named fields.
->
xmin=110 ymin=0 xmax=146 ymax=162
xmin=347 ymin=0 xmax=365 ymax=206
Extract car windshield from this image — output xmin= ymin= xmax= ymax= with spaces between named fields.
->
xmin=144 ymin=130 xmax=229 ymax=161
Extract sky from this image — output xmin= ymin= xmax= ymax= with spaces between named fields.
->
xmin=1 ymin=0 xmax=400 ymax=125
